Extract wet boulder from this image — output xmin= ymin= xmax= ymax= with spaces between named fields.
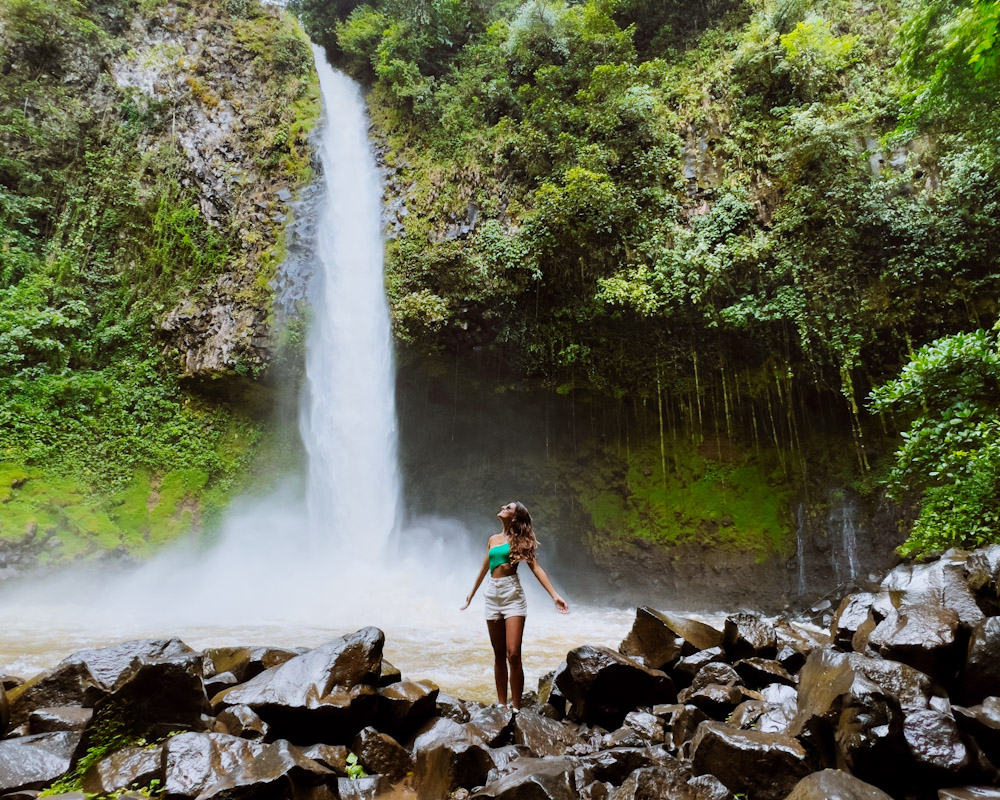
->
xmin=784 ymin=769 xmax=894 ymax=800
xmin=674 ymin=648 xmax=726 ymax=683
xmin=436 ymin=691 xmax=473 ymax=723
xmin=556 ymin=646 xmax=676 ymax=728
xmin=833 ymin=686 xmax=908 ymax=783
xmin=686 ymin=773 xmax=731 ymax=800
xmin=81 ymin=743 xmax=165 ymax=795
xmin=163 ymin=732 xmax=333 ymax=799
xmin=413 ymin=717 xmax=496 ymax=800
xmin=28 ymin=707 xmax=93 ymax=734
xmin=688 ymin=662 xmax=741 ymax=692
xmin=867 ymin=607 xmax=965 ymax=681
xmin=296 ymin=743 xmax=349 ymax=776
xmin=1 ymin=682 xmax=8 ymax=737
xmin=204 ymin=645 xmax=300 ymax=683
xmin=619 ymin=607 xmax=685 ymax=669
xmin=831 ymin=594 xmax=878 ymax=651
xmin=722 ymin=613 xmax=777 ymax=661
xmin=680 ymin=684 xmax=743 ymax=720
xmin=611 ymin=764 xmax=698 ymax=800
xmin=352 ymin=726 xmax=413 ymax=780
xmin=733 ymin=658 xmax=794 ymax=689
xmin=579 ymin=745 xmax=675 ymax=785
xmin=217 ymin=704 xmax=270 ymax=740
xmin=621 ymin=711 xmax=665 ymax=744
xmin=80 ymin=655 xmax=211 ymax=750
xmin=939 ymin=789 xmax=1000 ymax=800
xmin=657 ymin=704 xmax=708 ymax=754
xmin=954 ymin=696 xmax=1000 ymax=766
xmin=902 ymin=708 xmax=972 ymax=780
xmin=538 ymin=665 xmax=568 ymax=716
xmin=689 ymin=721 xmax=811 ymax=800
xmin=965 ymin=545 xmax=1000 ymax=615
xmin=375 ymin=679 xmax=439 ymax=738
xmin=513 ymin=708 xmax=583 ymax=756
xmin=773 ymin=617 xmax=829 ymax=670
xmin=474 ymin=755 xmax=581 ymax=800
xmin=7 ymin=639 xmax=193 ymax=727
xmin=203 ymin=671 xmax=238 ymax=698
xmin=962 ymin=617 xmax=1000 ymax=705
xmin=213 ymin=628 xmax=384 ymax=744
xmin=0 ymin=731 xmax=82 ymax=792
xmin=378 ymin=659 xmax=402 ymax=686
xmin=730 ymin=683 xmax=797 ymax=734
xmin=882 ymin=555 xmax=985 ymax=628
xmin=466 ymin=704 xmax=515 ymax=746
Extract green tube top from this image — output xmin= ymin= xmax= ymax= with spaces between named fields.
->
xmin=488 ymin=542 xmax=511 ymax=572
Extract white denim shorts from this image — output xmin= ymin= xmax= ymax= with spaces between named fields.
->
xmin=484 ymin=574 xmax=527 ymax=621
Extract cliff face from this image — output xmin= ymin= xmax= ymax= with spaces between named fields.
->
xmin=0 ymin=0 xmax=319 ymax=562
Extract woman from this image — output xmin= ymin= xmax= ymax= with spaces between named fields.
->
xmin=461 ymin=501 xmax=569 ymax=709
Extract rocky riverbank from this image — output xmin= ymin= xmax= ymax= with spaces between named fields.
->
xmin=2 ymin=546 xmax=999 ymax=800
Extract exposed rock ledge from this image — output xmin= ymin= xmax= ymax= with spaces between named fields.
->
xmin=2 ymin=545 xmax=1000 ymax=800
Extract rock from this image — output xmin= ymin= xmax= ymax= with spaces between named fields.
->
xmin=413 ymin=718 xmax=496 ymax=800
xmin=689 ymin=721 xmax=811 ymax=800
xmin=0 ymin=683 xmax=8 ymax=737
xmin=939 ymin=789 xmax=1000 ymax=799
xmin=674 ymin=648 xmax=726 ymax=681
xmin=686 ymin=773 xmax=730 ymax=800
xmin=580 ymin=746 xmax=675 ymax=784
xmin=474 ymin=755 xmax=580 ymax=800
xmin=776 ymin=645 xmax=808 ymax=674
xmin=296 ymin=743 xmax=349 ymax=776
xmin=954 ymin=697 xmax=1000 ymax=764
xmin=882 ymin=555 xmax=985 ymax=628
xmin=163 ymin=732 xmax=333 ymax=799
xmin=657 ymin=704 xmax=708 ymax=753
xmin=28 ymin=706 xmax=93 ymax=734
xmin=203 ymin=671 xmax=238 ymax=697
xmin=610 ymin=765 xmax=698 ymax=800
xmin=722 ymin=613 xmax=777 ymax=661
xmin=962 ymin=617 xmax=1000 ymax=705
xmin=81 ymin=655 xmax=210 ymax=749
xmin=466 ymin=705 xmax=515 ymax=746
xmin=773 ymin=617 xmax=830 ymax=659
xmin=619 ymin=607 xmax=685 ymax=670
xmin=378 ymin=660 xmax=402 ymax=686
xmin=730 ymin=683 xmax=798 ymax=734
xmin=867 ymin=606 xmax=965 ymax=681
xmin=784 ymin=769 xmax=894 ymax=799
xmin=538 ymin=668 xmax=567 ymax=716
xmin=966 ymin=545 xmax=1000 ymax=615
xmin=680 ymin=684 xmax=743 ymax=719
xmin=204 ymin=646 xmax=300 ymax=683
xmin=436 ymin=692 xmax=473 ymax=723
xmin=622 ymin=711 xmax=665 ymax=744
xmin=337 ymin=775 xmax=393 ymax=800
xmin=557 ymin=646 xmax=676 ymax=728
xmin=831 ymin=594 xmax=878 ymax=650
xmin=903 ymin=708 xmax=972 ymax=777
xmin=375 ymin=679 xmax=439 ymax=738
xmin=213 ymin=628 xmax=384 ymax=744
xmin=733 ymin=658 xmax=795 ymax=689
xmin=352 ymin=726 xmax=413 ymax=780
xmin=8 ymin=639 xmax=193 ymax=727
xmin=81 ymin=743 xmax=165 ymax=795
xmin=833 ymin=686 xmax=907 ymax=782
xmin=217 ymin=704 xmax=270 ymax=740
xmin=513 ymin=708 xmax=582 ymax=756
xmin=689 ymin=663 xmax=741 ymax=692
xmin=0 ymin=731 xmax=82 ymax=792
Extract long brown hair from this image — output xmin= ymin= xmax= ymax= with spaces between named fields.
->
xmin=508 ymin=501 xmax=539 ymax=564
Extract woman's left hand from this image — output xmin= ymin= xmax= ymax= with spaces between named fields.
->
xmin=554 ymin=596 xmax=570 ymax=614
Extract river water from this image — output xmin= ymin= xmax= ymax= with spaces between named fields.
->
xmin=0 ymin=51 xmax=634 ymax=703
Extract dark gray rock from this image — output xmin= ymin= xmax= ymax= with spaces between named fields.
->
xmin=622 ymin=711 xmax=665 ymax=744
xmin=733 ymin=658 xmax=794 ymax=689
xmin=680 ymin=684 xmax=743 ymax=720
xmin=466 ymin=705 xmax=515 ymax=746
xmin=296 ymin=743 xmax=348 ymax=776
xmin=163 ymin=732 xmax=333 ymax=799
xmin=337 ymin=775 xmax=393 ymax=800
xmin=882 ymin=554 xmax=985 ymax=628
xmin=722 ymin=614 xmax=777 ymax=661
xmin=0 ymin=683 xmax=8 ymax=737
xmin=690 ymin=721 xmax=811 ymax=800
xmin=730 ymin=683 xmax=798 ymax=734
xmin=689 ymin=663 xmax=741 ymax=692
xmin=0 ymin=731 xmax=82 ymax=792
xmin=962 ymin=617 xmax=1000 ymax=705
xmin=831 ymin=594 xmax=878 ymax=650
xmin=556 ymin=646 xmax=676 ymax=728
xmin=81 ymin=743 xmax=165 ymax=795
xmin=213 ymin=628 xmax=383 ymax=744
xmin=580 ymin=746 xmax=676 ymax=785
xmin=619 ymin=607 xmax=685 ymax=670
xmin=954 ymin=696 xmax=1000 ymax=764
xmin=27 ymin=706 xmax=92 ymax=735
xmin=217 ymin=704 xmax=270 ymax=740
xmin=966 ymin=545 xmax=1000 ymax=615
xmin=378 ymin=660 xmax=402 ymax=686
xmin=784 ymin=769 xmax=894 ymax=800
xmin=8 ymin=639 xmax=193 ymax=727
xmin=868 ymin=606 xmax=965 ymax=680
xmin=474 ymin=755 xmax=580 ymax=800
xmin=674 ymin=648 xmax=726 ymax=681
xmin=352 ymin=726 xmax=413 ymax=780
xmin=375 ymin=679 xmax=439 ymax=738
xmin=203 ymin=671 xmax=238 ymax=697
xmin=435 ymin=692 xmax=473 ymax=723
xmin=658 ymin=704 xmax=709 ymax=753
xmin=512 ymin=708 xmax=582 ymax=756
xmin=204 ymin=645 xmax=300 ymax=683
xmin=413 ymin=717 xmax=496 ymax=800
xmin=938 ymin=788 xmax=1000 ymax=800
xmin=610 ymin=765 xmax=698 ymax=800
xmin=903 ymin=708 xmax=971 ymax=777
xmin=686 ymin=773 xmax=730 ymax=800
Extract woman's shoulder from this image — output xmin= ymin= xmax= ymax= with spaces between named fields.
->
xmin=487 ymin=533 xmax=506 ymax=547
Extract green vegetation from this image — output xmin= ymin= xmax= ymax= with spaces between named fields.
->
xmin=288 ymin=0 xmax=1000 ymax=555
xmin=0 ymin=0 xmax=319 ymax=557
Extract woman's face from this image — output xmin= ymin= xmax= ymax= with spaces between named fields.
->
xmin=497 ymin=502 xmax=516 ymax=523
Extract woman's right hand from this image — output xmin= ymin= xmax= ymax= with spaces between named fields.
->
xmin=460 ymin=595 xmax=472 ymax=611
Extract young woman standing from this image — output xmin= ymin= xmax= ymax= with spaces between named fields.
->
xmin=461 ymin=501 xmax=570 ymax=708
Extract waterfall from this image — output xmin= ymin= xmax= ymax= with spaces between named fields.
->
xmin=300 ymin=47 xmax=402 ymax=555
xmin=794 ymin=503 xmax=807 ymax=596
xmin=828 ymin=491 xmax=860 ymax=584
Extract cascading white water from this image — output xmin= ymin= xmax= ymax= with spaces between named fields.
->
xmin=300 ymin=48 xmax=402 ymax=554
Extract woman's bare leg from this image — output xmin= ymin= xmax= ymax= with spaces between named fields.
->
xmin=505 ymin=615 xmax=525 ymax=709
xmin=487 ymin=618 xmax=508 ymax=705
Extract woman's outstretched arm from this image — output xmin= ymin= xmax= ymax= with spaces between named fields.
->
xmin=461 ymin=553 xmax=490 ymax=610
xmin=528 ymin=559 xmax=570 ymax=613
